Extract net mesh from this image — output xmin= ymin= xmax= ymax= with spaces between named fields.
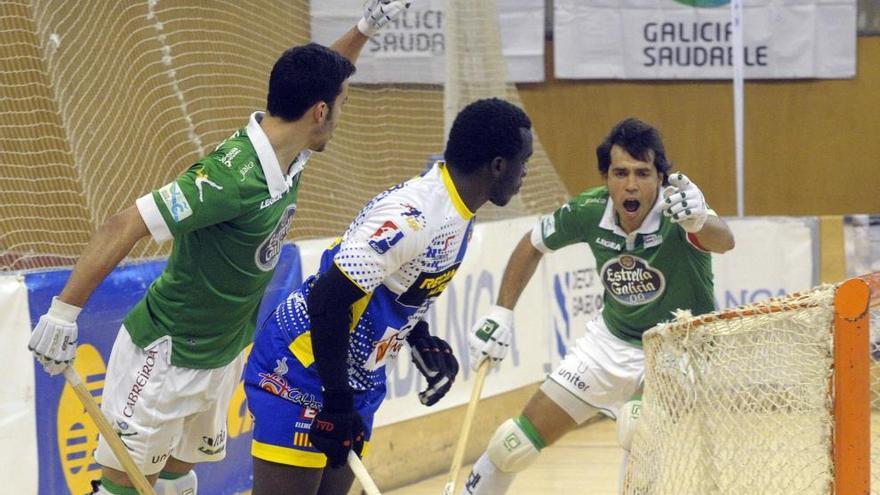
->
xmin=0 ymin=0 xmax=567 ymax=272
xmin=627 ymin=276 xmax=880 ymax=494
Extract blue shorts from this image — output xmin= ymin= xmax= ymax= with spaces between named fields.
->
xmin=244 ymin=312 xmax=386 ymax=468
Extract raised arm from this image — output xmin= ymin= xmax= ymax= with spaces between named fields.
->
xmin=331 ymin=0 xmax=411 ymax=64
xmin=662 ymin=172 xmax=735 ymax=254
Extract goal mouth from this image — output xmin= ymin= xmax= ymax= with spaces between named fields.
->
xmin=627 ymin=273 xmax=879 ymax=495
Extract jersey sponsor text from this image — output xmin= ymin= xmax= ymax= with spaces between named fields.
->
xmin=255 ymin=204 xmax=296 ymax=271
xmin=600 ymin=255 xmax=665 ymax=306
xmin=123 ymin=348 xmax=159 ymax=418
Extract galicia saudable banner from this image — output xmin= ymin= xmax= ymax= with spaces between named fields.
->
xmin=26 ymin=244 xmax=302 ymax=495
xmin=554 ymin=0 xmax=856 ymax=80
xmin=310 ymin=0 xmax=545 ymax=83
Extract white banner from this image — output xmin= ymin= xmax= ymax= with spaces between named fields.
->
xmin=554 ymin=0 xmax=856 ymax=80
xmin=0 ymin=275 xmax=38 ymax=494
xmin=713 ymin=217 xmax=818 ymax=307
xmin=844 ymin=214 xmax=880 ymax=277
xmin=310 ymin=0 xmax=545 ymax=83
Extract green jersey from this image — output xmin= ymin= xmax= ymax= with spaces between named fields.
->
xmin=126 ymin=112 xmax=308 ymax=368
xmin=535 ymin=186 xmax=715 ymax=344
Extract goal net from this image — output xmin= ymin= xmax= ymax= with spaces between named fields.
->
xmin=626 ymin=273 xmax=880 ymax=495
xmin=0 ymin=0 xmax=567 ymax=272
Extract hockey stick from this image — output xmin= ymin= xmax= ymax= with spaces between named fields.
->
xmin=63 ymin=367 xmax=157 ymax=495
xmin=442 ymin=359 xmax=490 ymax=495
xmin=348 ymin=450 xmax=381 ymax=495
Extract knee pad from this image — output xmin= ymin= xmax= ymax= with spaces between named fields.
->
xmin=155 ymin=470 xmax=197 ymax=495
xmin=617 ymin=399 xmax=641 ymax=451
xmin=487 ymin=416 xmax=545 ymax=473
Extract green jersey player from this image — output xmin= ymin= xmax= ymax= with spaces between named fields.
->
xmin=461 ymin=118 xmax=735 ymax=495
xmin=26 ymin=2 xmax=412 ymax=494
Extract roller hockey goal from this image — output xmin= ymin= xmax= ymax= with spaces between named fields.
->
xmin=626 ymin=273 xmax=880 ymax=494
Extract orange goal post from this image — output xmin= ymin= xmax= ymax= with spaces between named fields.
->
xmin=626 ymin=273 xmax=880 ymax=494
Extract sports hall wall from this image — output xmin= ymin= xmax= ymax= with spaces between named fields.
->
xmin=518 ymin=36 xmax=880 ymax=217
xmin=2 ymin=4 xmax=879 ymax=494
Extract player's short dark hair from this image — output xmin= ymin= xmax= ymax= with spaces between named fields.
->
xmin=596 ymin=118 xmax=671 ymax=182
xmin=444 ymin=98 xmax=532 ymax=174
xmin=267 ymin=43 xmax=356 ymax=121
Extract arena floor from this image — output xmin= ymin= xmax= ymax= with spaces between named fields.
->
xmin=387 ymin=418 xmax=623 ymax=494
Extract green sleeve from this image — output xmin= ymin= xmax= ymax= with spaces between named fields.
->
xmin=151 ymin=157 xmax=241 ymax=237
xmin=541 ymin=191 xmax=601 ymax=251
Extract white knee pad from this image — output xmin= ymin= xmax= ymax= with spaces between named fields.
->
xmin=155 ymin=470 xmax=197 ymax=495
xmin=487 ymin=416 xmax=545 ymax=473
xmin=616 ymin=399 xmax=641 ymax=451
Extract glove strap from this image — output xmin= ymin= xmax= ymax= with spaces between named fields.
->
xmin=488 ymin=305 xmax=514 ymax=327
xmin=48 ymin=296 xmax=82 ymax=323
xmin=356 ymin=17 xmax=377 ymax=36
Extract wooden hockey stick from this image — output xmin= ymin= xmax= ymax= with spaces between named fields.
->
xmin=442 ymin=359 xmax=490 ymax=495
xmin=63 ymin=367 xmax=157 ymax=495
xmin=348 ymin=450 xmax=381 ymax=495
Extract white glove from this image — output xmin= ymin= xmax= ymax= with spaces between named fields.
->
xmin=468 ymin=305 xmax=514 ymax=371
xmin=357 ymin=0 xmax=412 ymax=36
xmin=662 ymin=172 xmax=708 ymax=233
xmin=28 ymin=296 xmax=81 ymax=375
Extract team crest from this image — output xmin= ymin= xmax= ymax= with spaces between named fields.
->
xmin=600 ymin=255 xmax=665 ymax=306
xmin=368 ymin=220 xmax=405 ymax=254
xmin=255 ymin=204 xmax=297 ymax=272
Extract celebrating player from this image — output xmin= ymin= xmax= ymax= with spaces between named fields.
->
xmin=461 ymin=117 xmax=735 ymax=494
xmin=26 ymin=2 xmax=411 ymax=494
xmin=243 ymin=98 xmax=532 ymax=495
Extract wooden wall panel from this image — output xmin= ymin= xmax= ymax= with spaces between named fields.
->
xmin=518 ymin=37 xmax=880 ymax=216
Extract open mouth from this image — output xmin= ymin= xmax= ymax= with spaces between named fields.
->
xmin=623 ymin=199 xmax=640 ymax=213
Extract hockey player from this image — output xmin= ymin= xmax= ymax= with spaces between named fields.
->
xmin=27 ymin=2 xmax=412 ymax=494
xmin=244 ymin=98 xmax=533 ymax=494
xmin=462 ymin=117 xmax=735 ymax=494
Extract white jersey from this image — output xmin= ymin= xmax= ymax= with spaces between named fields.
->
xmin=277 ymin=161 xmax=475 ymax=390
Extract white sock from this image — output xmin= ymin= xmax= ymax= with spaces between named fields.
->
xmin=460 ymin=453 xmax=516 ymax=495
xmin=618 ymin=450 xmax=630 ymax=494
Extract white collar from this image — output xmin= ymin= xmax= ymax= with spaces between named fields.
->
xmin=598 ymin=186 xmax=665 ymax=237
xmin=247 ymin=112 xmax=312 ymax=199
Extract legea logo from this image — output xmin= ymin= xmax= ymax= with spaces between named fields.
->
xmin=674 ymin=0 xmax=730 ymax=7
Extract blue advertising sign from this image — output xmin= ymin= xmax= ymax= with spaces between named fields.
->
xmin=26 ymin=244 xmax=302 ymax=495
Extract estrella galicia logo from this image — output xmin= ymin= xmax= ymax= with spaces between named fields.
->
xmin=600 ymin=255 xmax=665 ymax=306
xmin=674 ymin=0 xmax=729 ymax=7
xmin=256 ymin=203 xmax=296 ymax=271
xmin=368 ymin=220 xmax=405 ymax=254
